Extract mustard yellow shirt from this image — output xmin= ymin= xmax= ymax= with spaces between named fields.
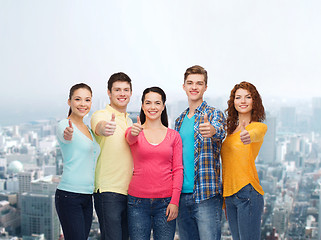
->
xmin=221 ymin=122 xmax=267 ymax=197
xmin=91 ymin=105 xmax=133 ymax=195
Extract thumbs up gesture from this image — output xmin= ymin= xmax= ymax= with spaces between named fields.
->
xmin=239 ymin=120 xmax=251 ymax=145
xmin=64 ymin=119 xmax=74 ymax=141
xmin=199 ymin=113 xmax=216 ymax=138
xmin=131 ymin=116 xmax=143 ymax=136
xmin=101 ymin=113 xmax=117 ymax=137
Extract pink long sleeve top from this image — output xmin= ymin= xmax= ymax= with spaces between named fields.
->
xmin=125 ymin=127 xmax=183 ymax=206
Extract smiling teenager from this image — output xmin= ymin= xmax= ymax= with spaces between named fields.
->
xmin=175 ymin=65 xmax=226 ymax=240
xmin=90 ymin=73 xmax=133 ymax=240
xmin=125 ymin=87 xmax=183 ymax=240
xmin=55 ymin=83 xmax=100 ymax=240
xmin=221 ymin=81 xmax=267 ymax=240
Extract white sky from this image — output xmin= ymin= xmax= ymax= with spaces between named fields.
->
xmin=1 ymin=1 xmax=321 ymax=124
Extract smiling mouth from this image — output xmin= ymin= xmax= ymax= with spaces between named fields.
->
xmin=117 ymin=98 xmax=127 ymax=102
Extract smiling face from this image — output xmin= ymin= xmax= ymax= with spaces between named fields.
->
xmin=68 ymin=88 xmax=92 ymax=118
xmin=234 ymin=88 xmax=253 ymax=116
xmin=108 ymin=81 xmax=132 ymax=113
xmin=183 ymin=74 xmax=207 ymax=104
xmin=142 ymin=92 xmax=165 ymax=121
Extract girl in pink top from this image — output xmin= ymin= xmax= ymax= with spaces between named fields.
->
xmin=125 ymin=87 xmax=183 ymax=240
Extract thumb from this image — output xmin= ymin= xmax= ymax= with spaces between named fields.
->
xmin=68 ymin=119 xmax=73 ymax=129
xmin=203 ymin=113 xmax=209 ymax=123
xmin=241 ymin=120 xmax=246 ymax=131
xmin=110 ymin=113 xmax=116 ymax=122
xmin=137 ymin=116 xmax=141 ymax=125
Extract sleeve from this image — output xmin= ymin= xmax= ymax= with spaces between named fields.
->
xmin=248 ymin=123 xmax=267 ymax=143
xmin=91 ymin=110 xmax=109 ymax=136
xmin=56 ymin=120 xmax=70 ymax=144
xmin=125 ymin=127 xmax=139 ymax=145
xmin=170 ymin=131 xmax=184 ymax=206
xmin=210 ymin=109 xmax=226 ymax=141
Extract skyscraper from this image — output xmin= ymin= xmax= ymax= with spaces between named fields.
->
xmin=259 ymin=114 xmax=276 ymax=164
xmin=20 ymin=176 xmax=60 ymax=240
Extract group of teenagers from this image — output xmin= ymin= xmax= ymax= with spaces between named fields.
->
xmin=55 ymin=65 xmax=267 ymax=240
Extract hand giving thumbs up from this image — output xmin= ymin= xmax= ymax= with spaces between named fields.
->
xmin=131 ymin=116 xmax=143 ymax=136
xmin=64 ymin=119 xmax=74 ymax=141
xmin=239 ymin=120 xmax=251 ymax=145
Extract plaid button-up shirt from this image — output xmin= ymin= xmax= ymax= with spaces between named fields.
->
xmin=175 ymin=101 xmax=226 ymax=203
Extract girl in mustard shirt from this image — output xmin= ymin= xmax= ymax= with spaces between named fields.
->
xmin=221 ymin=81 xmax=267 ymax=240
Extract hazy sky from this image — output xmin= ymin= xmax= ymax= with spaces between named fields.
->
xmin=1 ymin=1 xmax=320 ymax=125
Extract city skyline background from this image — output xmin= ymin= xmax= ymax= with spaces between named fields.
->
xmin=1 ymin=1 xmax=321 ymax=126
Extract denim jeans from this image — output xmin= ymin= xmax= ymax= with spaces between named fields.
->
xmin=127 ymin=195 xmax=176 ymax=240
xmin=177 ymin=193 xmax=222 ymax=240
xmin=55 ymin=189 xmax=93 ymax=240
xmin=225 ymin=184 xmax=264 ymax=240
xmin=94 ymin=191 xmax=129 ymax=240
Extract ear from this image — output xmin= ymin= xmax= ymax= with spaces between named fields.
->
xmin=67 ymin=99 xmax=71 ymax=107
xmin=107 ymin=89 xmax=111 ymax=98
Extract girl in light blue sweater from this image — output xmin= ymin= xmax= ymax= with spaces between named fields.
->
xmin=55 ymin=83 xmax=100 ymax=240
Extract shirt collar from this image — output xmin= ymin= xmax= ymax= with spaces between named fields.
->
xmin=105 ymin=104 xmax=129 ymax=118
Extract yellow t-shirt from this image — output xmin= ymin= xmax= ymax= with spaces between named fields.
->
xmin=221 ymin=122 xmax=267 ymax=197
xmin=91 ymin=105 xmax=133 ymax=195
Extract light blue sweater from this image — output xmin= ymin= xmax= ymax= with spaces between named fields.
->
xmin=56 ymin=119 xmax=100 ymax=194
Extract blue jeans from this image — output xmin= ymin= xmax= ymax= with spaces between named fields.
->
xmin=127 ymin=195 xmax=176 ymax=240
xmin=94 ymin=191 xmax=129 ymax=240
xmin=55 ymin=189 xmax=93 ymax=240
xmin=225 ymin=184 xmax=264 ymax=240
xmin=177 ymin=193 xmax=222 ymax=240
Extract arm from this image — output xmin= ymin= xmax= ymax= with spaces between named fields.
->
xmin=209 ymin=109 xmax=226 ymax=141
xmin=248 ymin=123 xmax=267 ymax=143
xmin=170 ymin=132 xmax=183 ymax=206
xmin=166 ymin=132 xmax=183 ymax=221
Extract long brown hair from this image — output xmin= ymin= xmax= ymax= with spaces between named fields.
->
xmin=225 ymin=81 xmax=265 ymax=134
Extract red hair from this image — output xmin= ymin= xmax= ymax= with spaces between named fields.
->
xmin=225 ymin=81 xmax=265 ymax=134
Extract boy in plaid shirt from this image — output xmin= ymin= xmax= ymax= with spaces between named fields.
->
xmin=175 ymin=65 xmax=226 ymax=240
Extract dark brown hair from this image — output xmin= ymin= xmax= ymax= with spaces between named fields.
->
xmin=225 ymin=81 xmax=265 ymax=134
xmin=107 ymin=72 xmax=132 ymax=92
xmin=184 ymin=65 xmax=208 ymax=85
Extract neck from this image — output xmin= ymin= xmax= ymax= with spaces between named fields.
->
xmin=238 ymin=113 xmax=252 ymax=125
xmin=110 ymin=104 xmax=127 ymax=113
xmin=68 ymin=114 xmax=84 ymax=125
xmin=143 ymin=118 xmax=165 ymax=129
xmin=188 ymin=99 xmax=203 ymax=116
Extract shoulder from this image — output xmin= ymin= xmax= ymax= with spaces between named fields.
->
xmin=202 ymin=105 xmax=225 ymax=120
xmin=248 ymin=122 xmax=267 ymax=134
xmin=167 ymin=128 xmax=182 ymax=141
xmin=175 ymin=109 xmax=188 ymax=122
xmin=57 ymin=119 xmax=68 ymax=130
